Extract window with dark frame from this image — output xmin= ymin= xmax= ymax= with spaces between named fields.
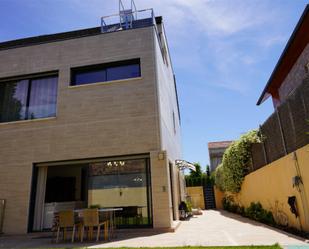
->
xmin=71 ymin=59 xmax=141 ymax=86
xmin=0 ymin=75 xmax=58 ymax=123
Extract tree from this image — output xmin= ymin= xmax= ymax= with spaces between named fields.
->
xmin=185 ymin=162 xmax=203 ymax=186
xmin=190 ymin=163 xmax=203 ymax=178
xmin=206 ymin=165 xmax=210 ymax=177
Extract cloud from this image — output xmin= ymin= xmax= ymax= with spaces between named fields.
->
xmin=139 ymin=0 xmax=272 ymax=36
xmin=135 ymin=0 xmax=286 ymax=94
xmin=16 ymin=0 xmax=288 ymax=95
xmin=260 ymin=35 xmax=287 ymax=48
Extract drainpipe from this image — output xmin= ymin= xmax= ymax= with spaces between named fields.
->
xmin=292 ymin=151 xmax=309 ymax=230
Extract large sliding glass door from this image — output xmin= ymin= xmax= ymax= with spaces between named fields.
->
xmin=31 ymin=155 xmax=152 ymax=231
xmin=88 ymin=158 xmax=152 ymax=227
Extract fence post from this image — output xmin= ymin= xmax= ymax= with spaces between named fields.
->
xmin=301 ymin=90 xmax=308 ymax=119
xmin=276 ymin=110 xmax=288 ymax=155
xmin=259 ymin=125 xmax=268 ymax=165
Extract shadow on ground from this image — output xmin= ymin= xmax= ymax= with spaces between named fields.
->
xmin=217 ymin=209 xmax=308 ymax=241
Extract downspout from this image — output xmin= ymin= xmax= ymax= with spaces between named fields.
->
xmin=292 ymin=151 xmax=309 ymax=230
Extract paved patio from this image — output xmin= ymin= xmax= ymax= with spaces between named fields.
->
xmin=0 ymin=210 xmax=308 ymax=248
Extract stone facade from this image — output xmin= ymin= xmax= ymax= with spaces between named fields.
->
xmin=0 ymin=23 xmax=183 ymax=234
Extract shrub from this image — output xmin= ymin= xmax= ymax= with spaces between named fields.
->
xmin=222 ymin=198 xmax=275 ymax=226
xmin=222 ymin=196 xmax=241 ymax=213
xmin=214 ymin=164 xmax=225 ymax=191
xmin=244 ymin=202 xmax=275 ymax=225
xmin=215 ymin=130 xmax=263 ymax=192
xmin=185 ymin=201 xmax=192 ymax=212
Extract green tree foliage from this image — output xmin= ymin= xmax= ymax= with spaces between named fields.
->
xmin=185 ymin=163 xmax=215 ymax=187
xmin=185 ymin=163 xmax=203 ymax=186
xmin=206 ymin=165 xmax=210 ymax=177
xmin=215 ymin=130 xmax=262 ymax=192
xmin=214 ymin=164 xmax=225 ymax=191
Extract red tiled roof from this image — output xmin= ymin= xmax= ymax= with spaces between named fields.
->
xmin=208 ymin=141 xmax=233 ymax=149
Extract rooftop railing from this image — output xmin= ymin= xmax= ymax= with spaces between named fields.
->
xmin=100 ymin=8 xmax=155 ymax=33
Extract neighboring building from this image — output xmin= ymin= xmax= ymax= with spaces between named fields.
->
xmin=232 ymin=5 xmax=309 ymax=232
xmin=0 ymin=8 xmax=184 ymax=234
xmin=257 ymin=4 xmax=309 ymax=109
xmin=208 ymin=141 xmax=233 ymax=172
xmin=252 ymin=4 xmax=309 ymax=169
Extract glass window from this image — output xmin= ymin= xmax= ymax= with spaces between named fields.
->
xmin=106 ymin=64 xmax=140 ymax=81
xmin=73 ymin=69 xmax=106 ymax=86
xmin=88 ymin=158 xmax=152 ymax=228
xmin=0 ymin=80 xmax=29 ymax=122
xmin=0 ymin=75 xmax=58 ymax=123
xmin=28 ymin=77 xmax=58 ymax=119
xmin=71 ymin=59 xmax=140 ymax=86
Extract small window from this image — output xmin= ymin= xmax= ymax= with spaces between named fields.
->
xmin=106 ymin=64 xmax=140 ymax=81
xmin=74 ymin=69 xmax=106 ymax=85
xmin=71 ymin=59 xmax=141 ymax=86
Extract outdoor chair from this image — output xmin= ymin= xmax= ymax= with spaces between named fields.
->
xmin=80 ymin=209 xmax=109 ymax=242
xmin=55 ymin=210 xmax=78 ymax=243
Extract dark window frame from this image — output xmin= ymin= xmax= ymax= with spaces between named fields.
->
xmin=0 ymin=72 xmax=58 ymax=123
xmin=70 ymin=58 xmax=141 ymax=86
xmin=29 ymin=154 xmax=153 ymax=232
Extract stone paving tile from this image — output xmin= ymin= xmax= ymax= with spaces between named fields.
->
xmin=0 ymin=210 xmax=308 ymax=248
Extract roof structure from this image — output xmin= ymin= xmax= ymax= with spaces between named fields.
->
xmin=208 ymin=141 xmax=233 ymax=149
xmin=257 ymin=4 xmax=309 ymax=105
xmin=0 ymin=16 xmax=162 ymax=51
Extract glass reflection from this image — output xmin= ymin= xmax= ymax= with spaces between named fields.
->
xmin=0 ymin=76 xmax=58 ymax=123
xmin=28 ymin=77 xmax=58 ymax=119
xmin=0 ymin=80 xmax=28 ymax=122
xmin=88 ymin=159 xmax=151 ymax=227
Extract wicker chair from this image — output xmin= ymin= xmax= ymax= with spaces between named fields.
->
xmin=80 ymin=209 xmax=109 ymax=242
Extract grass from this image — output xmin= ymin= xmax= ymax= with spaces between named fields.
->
xmin=46 ymin=245 xmax=282 ymax=249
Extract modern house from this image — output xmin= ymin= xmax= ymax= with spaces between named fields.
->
xmin=208 ymin=141 xmax=232 ymax=172
xmin=257 ymin=4 xmax=309 ymax=109
xmin=0 ymin=7 xmax=185 ymax=234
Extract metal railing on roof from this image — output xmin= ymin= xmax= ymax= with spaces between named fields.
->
xmin=100 ymin=8 xmax=155 ymax=33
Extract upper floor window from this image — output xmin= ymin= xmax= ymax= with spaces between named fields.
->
xmin=71 ymin=59 xmax=141 ymax=86
xmin=0 ymin=74 xmax=58 ymax=123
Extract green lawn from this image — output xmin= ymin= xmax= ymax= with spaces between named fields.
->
xmin=49 ymin=245 xmax=282 ymax=249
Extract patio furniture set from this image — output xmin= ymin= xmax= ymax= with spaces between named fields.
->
xmin=53 ymin=207 xmax=122 ymax=243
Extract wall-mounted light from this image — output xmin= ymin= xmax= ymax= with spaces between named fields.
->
xmin=158 ymin=151 xmax=165 ymax=160
xmin=162 ymin=186 xmax=166 ymax=192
